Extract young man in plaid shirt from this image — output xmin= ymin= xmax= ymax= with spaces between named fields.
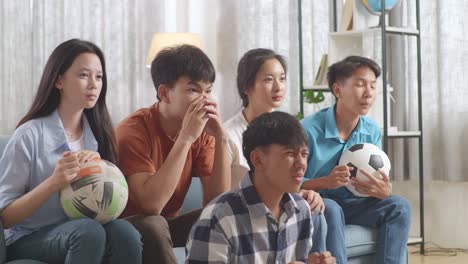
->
xmin=186 ymin=111 xmax=335 ymax=264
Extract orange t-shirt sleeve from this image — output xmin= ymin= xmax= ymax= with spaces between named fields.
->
xmin=193 ymin=134 xmax=215 ymax=178
xmin=115 ymin=123 xmax=156 ymax=176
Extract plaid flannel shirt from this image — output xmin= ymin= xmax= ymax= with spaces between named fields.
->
xmin=186 ymin=175 xmax=313 ymax=263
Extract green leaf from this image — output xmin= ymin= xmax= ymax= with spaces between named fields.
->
xmin=296 ymin=112 xmax=304 ymax=120
xmin=304 ymin=90 xmax=325 ymax=104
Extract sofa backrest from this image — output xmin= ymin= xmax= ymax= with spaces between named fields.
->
xmin=181 ymin=177 xmax=203 ymax=214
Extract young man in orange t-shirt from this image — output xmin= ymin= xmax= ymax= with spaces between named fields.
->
xmin=115 ymin=45 xmax=230 ymax=264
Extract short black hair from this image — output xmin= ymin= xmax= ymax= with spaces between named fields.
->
xmin=242 ymin=111 xmax=308 ymax=175
xmin=237 ymin=48 xmax=287 ymax=107
xmin=327 ymin=56 xmax=381 ymax=97
xmin=150 ymin=44 xmax=216 ymax=100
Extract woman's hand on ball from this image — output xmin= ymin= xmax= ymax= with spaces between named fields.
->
xmin=51 ymin=151 xmax=80 ymax=189
xmin=75 ymin=150 xmax=101 ymax=164
xmin=351 ymin=169 xmax=391 ymax=199
xmin=325 ymin=165 xmax=352 ymax=189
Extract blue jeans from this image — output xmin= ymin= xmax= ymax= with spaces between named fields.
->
xmin=311 ymin=212 xmax=327 ymax=254
xmin=7 ymin=219 xmax=142 ymax=264
xmin=323 ymin=195 xmax=411 ymax=264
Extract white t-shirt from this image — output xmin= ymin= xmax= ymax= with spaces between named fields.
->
xmin=224 ymin=111 xmax=250 ymax=187
xmin=68 ymin=134 xmax=84 ymax=152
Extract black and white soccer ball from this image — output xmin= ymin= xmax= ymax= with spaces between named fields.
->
xmin=338 ymin=143 xmax=391 ymax=197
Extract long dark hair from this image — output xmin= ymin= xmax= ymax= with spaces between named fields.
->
xmin=17 ymin=39 xmax=117 ymax=164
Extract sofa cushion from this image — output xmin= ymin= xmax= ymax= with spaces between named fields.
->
xmin=174 ymin=247 xmax=186 ymax=264
xmin=345 ymin=224 xmax=377 ymax=258
xmin=181 ymin=178 xmax=203 ymax=214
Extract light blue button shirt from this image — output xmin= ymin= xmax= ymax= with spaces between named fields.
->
xmin=0 ymin=110 xmax=98 ymax=245
xmin=300 ymin=105 xmax=382 ymax=199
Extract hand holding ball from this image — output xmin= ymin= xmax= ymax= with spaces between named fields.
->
xmin=339 ymin=143 xmax=391 ymax=197
xmin=60 ymin=158 xmax=128 ymax=223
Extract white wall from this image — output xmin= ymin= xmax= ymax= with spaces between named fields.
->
xmin=393 ymin=181 xmax=468 ymax=249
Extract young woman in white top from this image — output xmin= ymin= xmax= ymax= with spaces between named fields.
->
xmin=224 ymin=48 xmax=288 ymax=187
xmin=0 ymin=39 xmax=142 ymax=263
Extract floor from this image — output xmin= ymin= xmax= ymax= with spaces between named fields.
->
xmin=408 ymin=245 xmax=468 ymax=264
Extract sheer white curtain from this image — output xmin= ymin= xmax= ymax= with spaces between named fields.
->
xmin=0 ymin=0 xmax=328 ymax=133
xmin=419 ymin=1 xmax=468 ymax=181
xmin=386 ymin=1 xmax=420 ymax=182
xmin=0 ymin=0 xmax=166 ymax=132
xmin=388 ymin=0 xmax=468 ymax=181
xmin=2 ymin=0 xmax=465 ymax=182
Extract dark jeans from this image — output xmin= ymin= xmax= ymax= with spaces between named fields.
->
xmin=126 ymin=209 xmax=202 ymax=264
xmin=7 ymin=219 xmax=142 ymax=264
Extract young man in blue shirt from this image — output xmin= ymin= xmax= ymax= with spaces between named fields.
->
xmin=301 ymin=56 xmax=411 ymax=264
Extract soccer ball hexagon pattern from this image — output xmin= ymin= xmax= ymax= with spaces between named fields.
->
xmin=339 ymin=143 xmax=391 ymax=197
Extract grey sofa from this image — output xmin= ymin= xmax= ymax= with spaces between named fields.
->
xmin=0 ymin=135 xmax=384 ymax=264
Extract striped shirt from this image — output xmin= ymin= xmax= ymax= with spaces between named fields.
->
xmin=186 ymin=175 xmax=313 ymax=263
